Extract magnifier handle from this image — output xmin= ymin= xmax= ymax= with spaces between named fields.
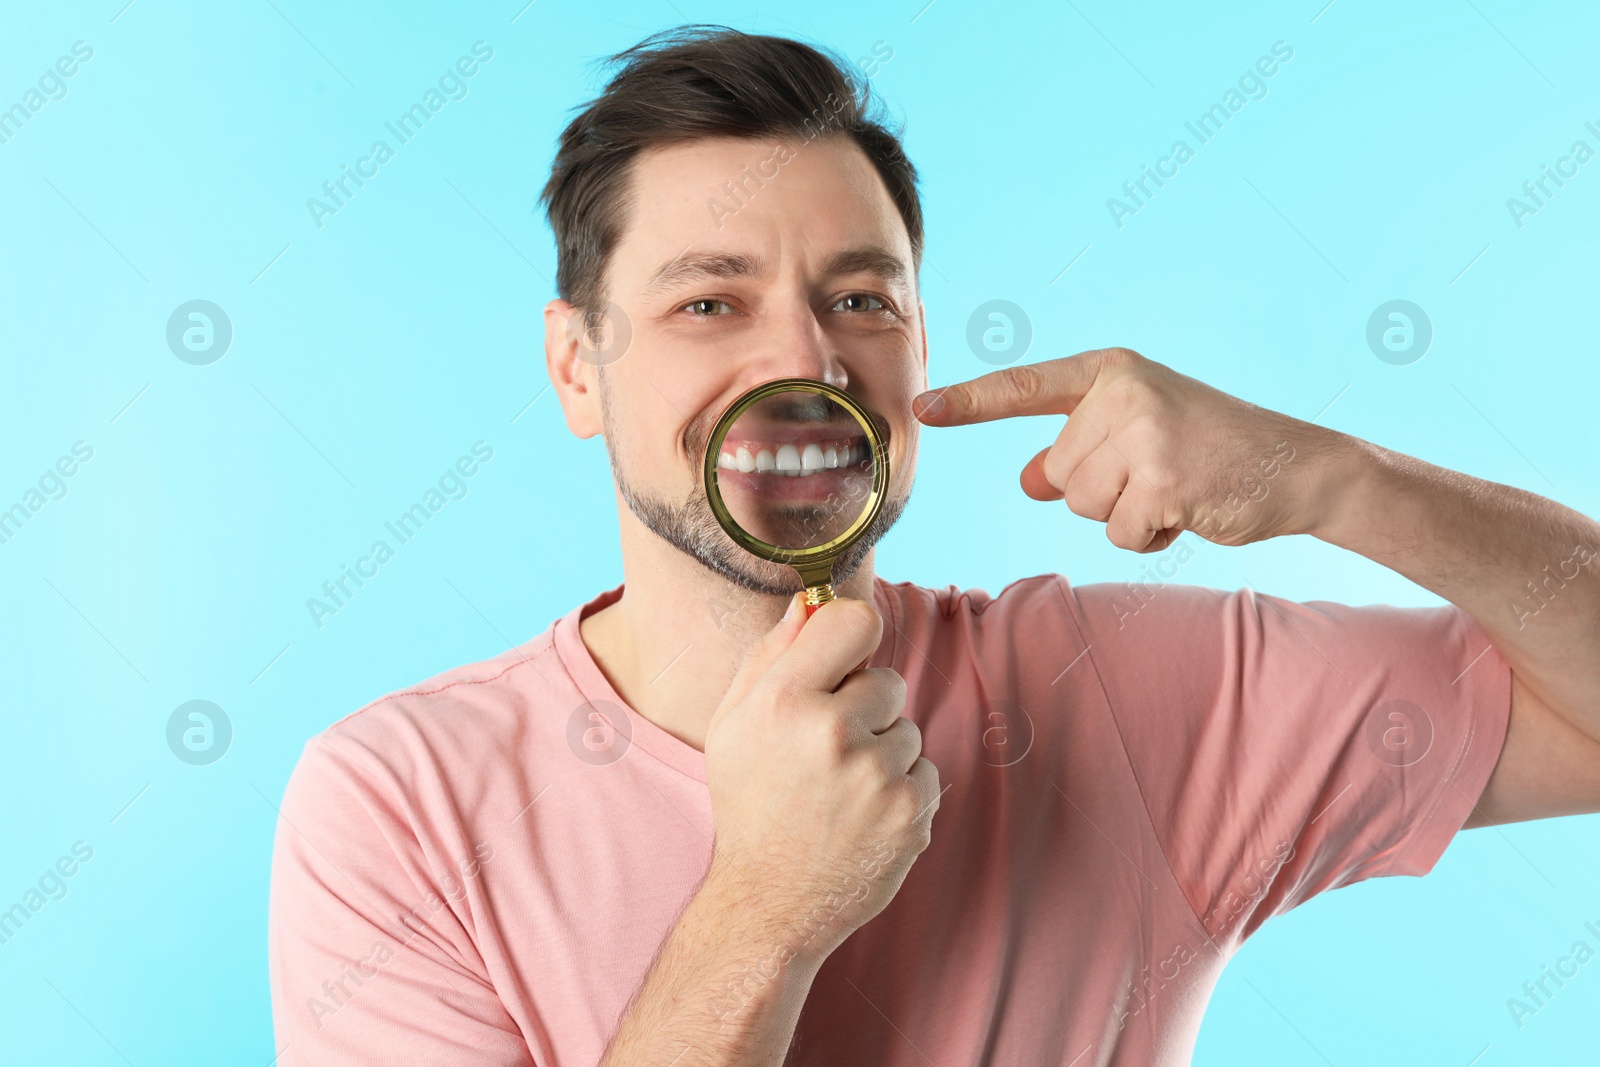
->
xmin=803 ymin=582 xmax=835 ymax=619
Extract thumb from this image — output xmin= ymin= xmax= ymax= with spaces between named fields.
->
xmin=1019 ymin=446 xmax=1064 ymax=501
xmin=708 ymin=592 xmax=807 ymax=734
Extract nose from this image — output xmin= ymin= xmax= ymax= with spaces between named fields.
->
xmin=738 ymin=295 xmax=849 ymax=391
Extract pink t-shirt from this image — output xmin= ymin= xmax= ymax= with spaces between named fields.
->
xmin=268 ymin=574 xmax=1511 ymax=1065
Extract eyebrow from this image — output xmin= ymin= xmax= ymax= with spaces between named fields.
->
xmin=639 ymin=245 xmax=911 ymax=300
xmin=820 ymin=247 xmax=909 ymax=288
xmin=641 ymin=251 xmax=764 ymax=299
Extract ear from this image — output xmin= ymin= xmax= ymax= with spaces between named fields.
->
xmin=544 ymin=298 xmax=604 ymax=439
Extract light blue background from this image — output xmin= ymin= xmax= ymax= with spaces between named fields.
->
xmin=2 ymin=0 xmax=1596 ymax=1062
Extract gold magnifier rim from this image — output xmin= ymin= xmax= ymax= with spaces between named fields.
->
xmin=702 ymin=377 xmax=890 ymax=568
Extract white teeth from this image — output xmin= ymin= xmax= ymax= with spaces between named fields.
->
xmin=731 ymin=440 xmax=864 ymax=474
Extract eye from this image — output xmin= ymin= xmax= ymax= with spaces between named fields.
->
xmin=683 ymin=298 xmax=734 ymax=316
xmin=834 ymin=293 xmax=886 ymax=313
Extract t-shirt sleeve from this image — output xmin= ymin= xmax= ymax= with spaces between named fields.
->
xmin=268 ymin=733 xmax=535 ymax=1066
xmin=1062 ymin=578 xmax=1513 ymax=946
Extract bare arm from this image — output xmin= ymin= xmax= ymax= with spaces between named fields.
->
xmin=599 ymin=863 xmax=826 ymax=1067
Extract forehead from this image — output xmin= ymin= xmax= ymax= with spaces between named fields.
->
xmin=608 ymin=135 xmax=914 ymax=288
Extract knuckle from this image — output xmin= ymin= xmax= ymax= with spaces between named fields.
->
xmin=1106 ymin=374 xmax=1154 ymax=414
xmin=914 ymin=818 xmax=937 ymax=850
xmin=1060 ymin=458 xmax=1092 ymax=495
xmin=1062 ymin=487 xmax=1098 ymax=521
xmin=879 ymin=718 xmax=921 ymax=769
xmin=1143 ymin=463 xmax=1179 ymax=496
xmin=890 ymin=781 xmax=922 ymax=827
xmin=1126 ymin=408 xmax=1165 ymax=439
xmin=997 ymin=364 xmax=1048 ymax=408
xmin=820 ymin=710 xmax=855 ymax=759
xmin=870 ymin=667 xmax=908 ymax=709
xmin=1041 ymin=447 xmax=1074 ymax=489
xmin=762 ymin=675 xmax=809 ymax=714
xmin=897 ymin=713 xmax=921 ymax=750
xmin=943 ymin=384 xmax=974 ymax=420
xmin=1107 ymin=524 xmax=1141 ymax=551
xmin=903 ymin=771 xmax=936 ymax=818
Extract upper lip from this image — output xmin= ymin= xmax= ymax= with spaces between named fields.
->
xmin=724 ymin=426 xmax=865 ymax=447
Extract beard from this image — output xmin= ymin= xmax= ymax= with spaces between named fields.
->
xmin=600 ymin=378 xmax=910 ymax=597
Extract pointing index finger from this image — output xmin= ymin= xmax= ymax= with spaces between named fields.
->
xmin=914 ymin=350 xmax=1108 ymax=426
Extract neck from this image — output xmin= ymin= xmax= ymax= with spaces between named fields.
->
xmin=579 ymin=496 xmax=877 ymax=752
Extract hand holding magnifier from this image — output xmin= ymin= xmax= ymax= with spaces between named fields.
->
xmin=703 ymin=378 xmax=890 ymax=616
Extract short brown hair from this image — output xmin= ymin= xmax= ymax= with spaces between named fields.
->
xmin=539 ymin=25 xmax=923 ymax=313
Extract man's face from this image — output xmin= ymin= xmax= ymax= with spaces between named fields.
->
xmin=557 ymin=134 xmax=925 ymax=595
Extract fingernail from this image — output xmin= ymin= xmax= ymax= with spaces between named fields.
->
xmin=781 ymin=594 xmax=800 ymax=622
xmin=912 ymin=390 xmax=946 ymax=420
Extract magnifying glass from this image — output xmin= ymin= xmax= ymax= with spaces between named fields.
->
xmin=703 ymin=378 xmax=890 ymax=616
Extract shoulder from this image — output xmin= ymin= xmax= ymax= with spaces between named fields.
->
xmin=293 ymin=629 xmax=564 ymax=799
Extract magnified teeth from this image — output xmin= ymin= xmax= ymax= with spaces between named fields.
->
xmin=725 ymin=439 xmax=867 ymax=475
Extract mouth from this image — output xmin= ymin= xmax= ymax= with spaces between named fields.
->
xmin=702 ymin=388 xmax=885 ymax=540
xmin=712 ymin=432 xmax=872 ymax=508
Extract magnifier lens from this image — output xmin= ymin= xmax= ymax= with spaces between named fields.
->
xmin=713 ymin=389 xmax=877 ymax=552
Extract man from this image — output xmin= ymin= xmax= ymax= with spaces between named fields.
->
xmin=268 ymin=26 xmax=1600 ymax=1066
